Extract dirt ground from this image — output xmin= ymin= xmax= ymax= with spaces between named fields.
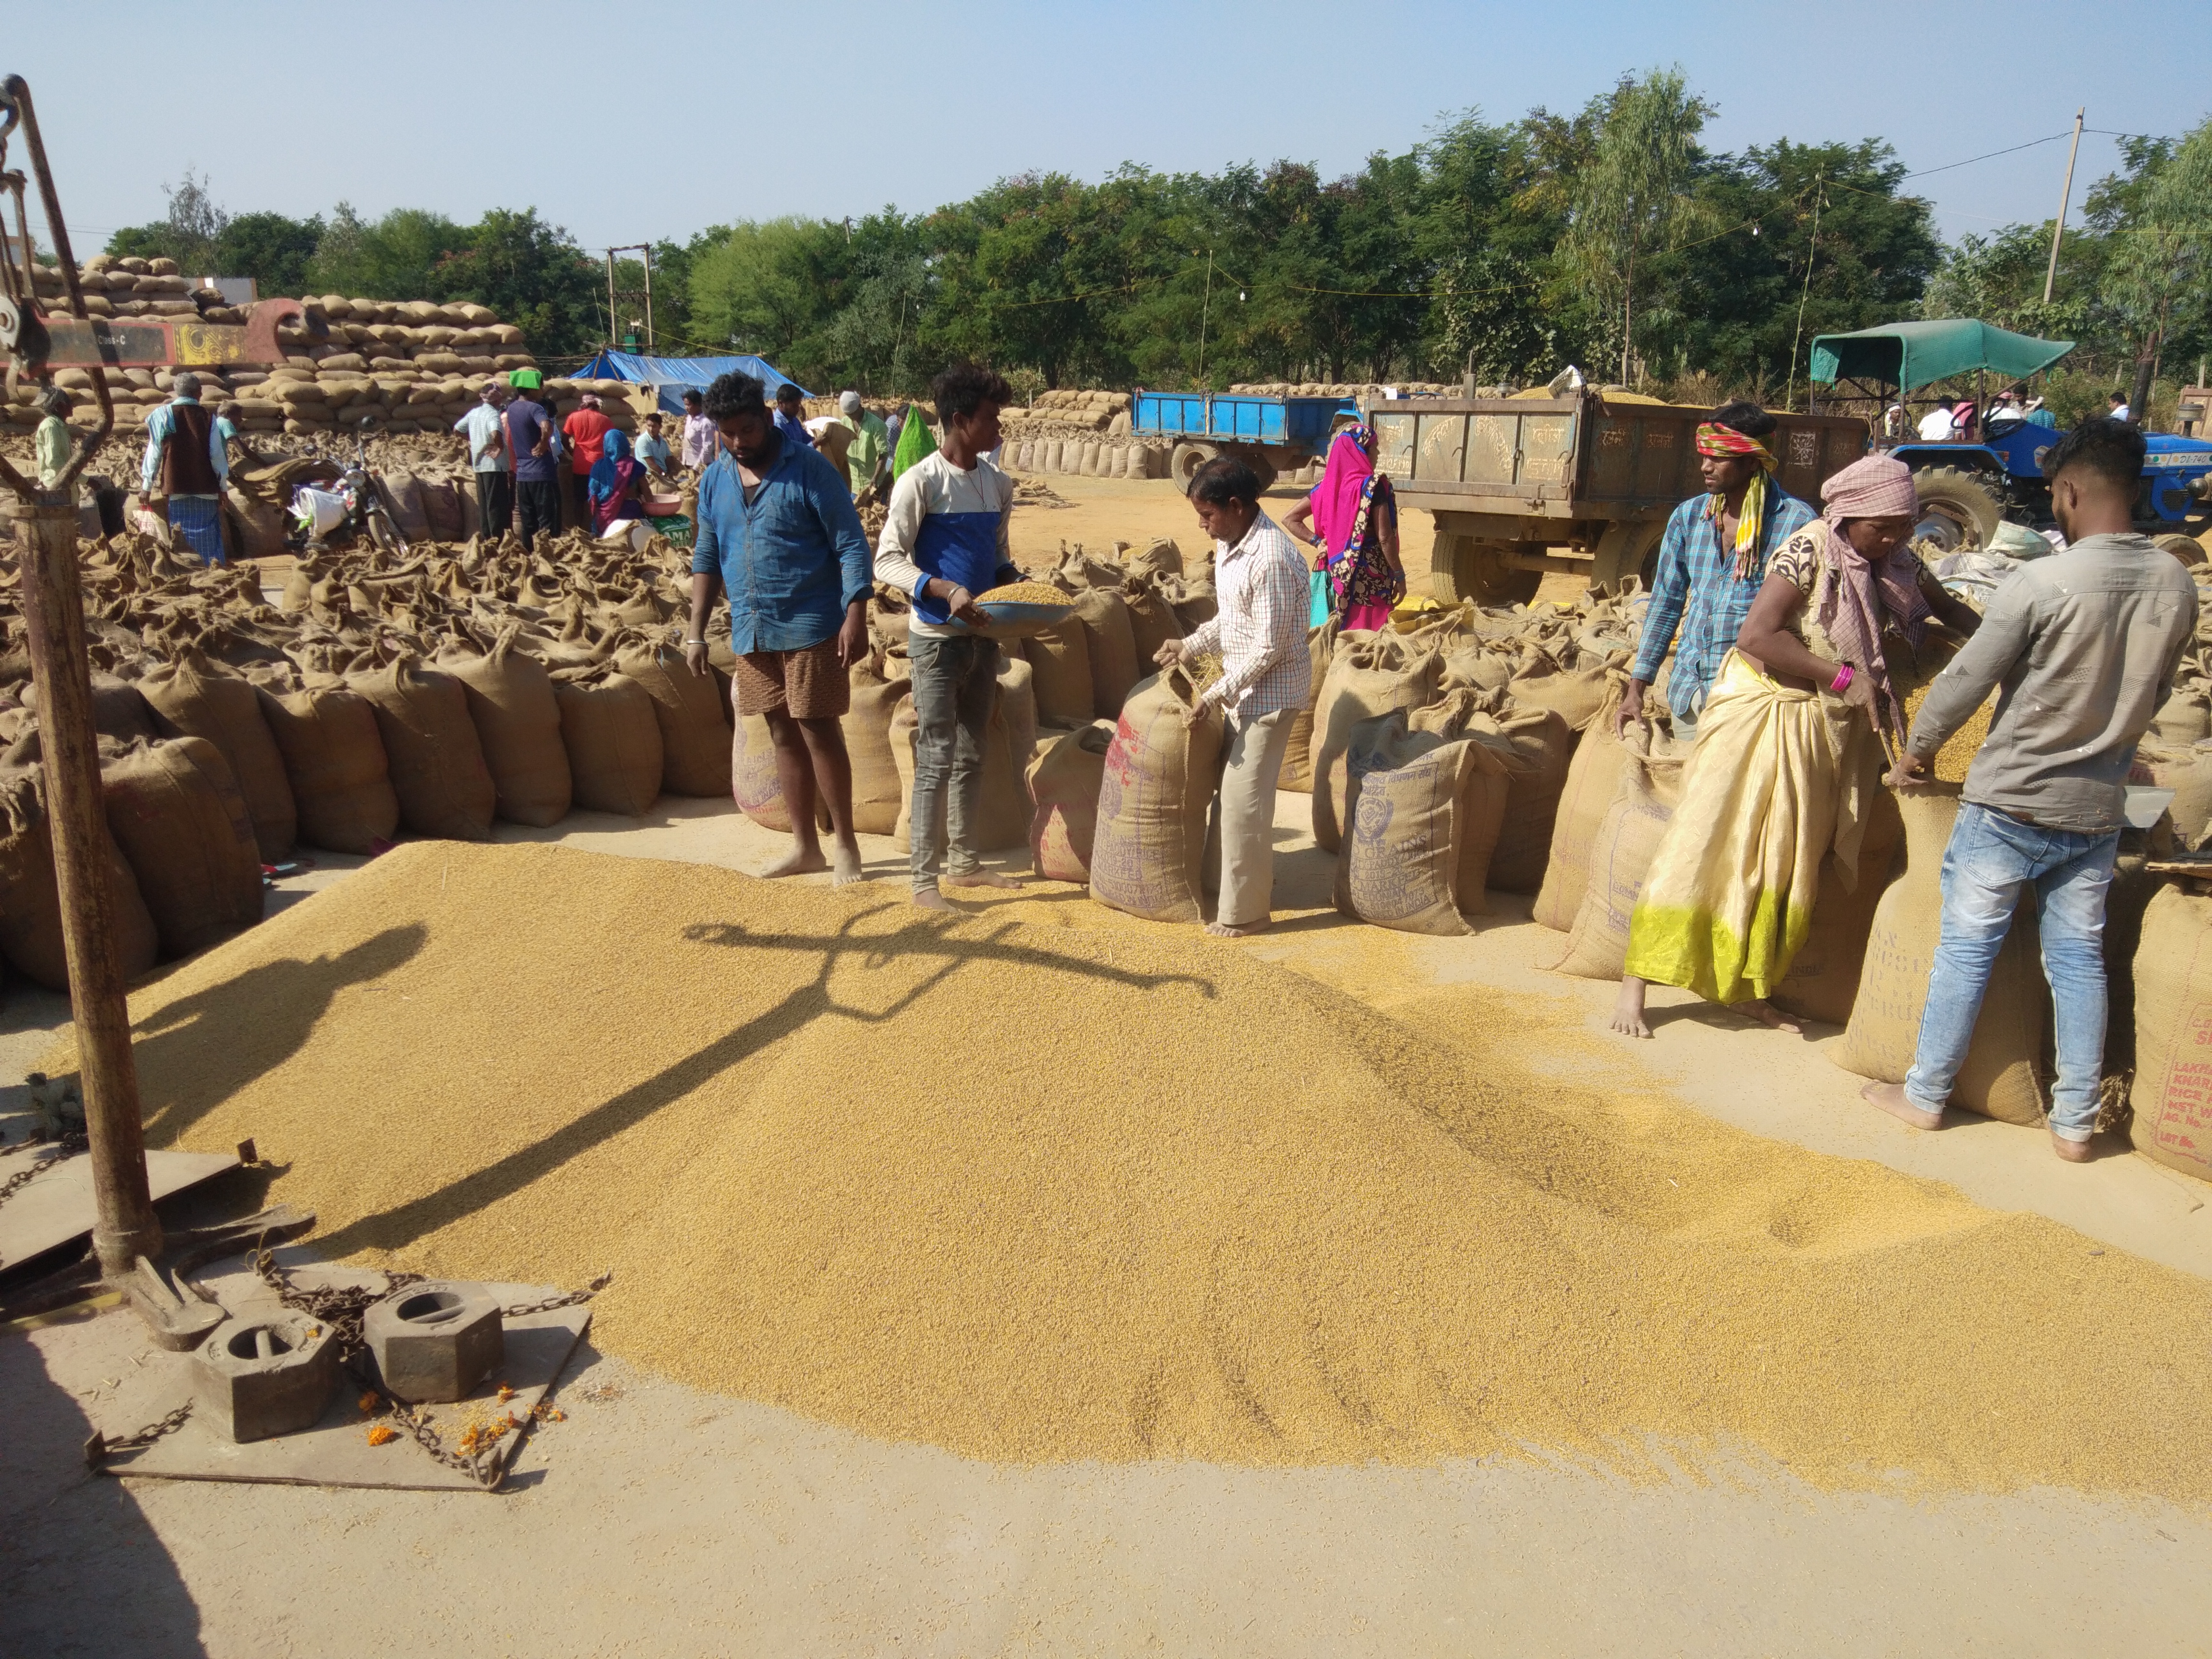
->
xmin=5 ymin=470 xmax=2209 ymax=1656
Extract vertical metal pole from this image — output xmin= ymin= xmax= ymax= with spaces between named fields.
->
xmin=2043 ymin=109 xmax=2084 ymax=305
xmin=642 ymin=246 xmax=654 ymax=354
xmin=604 ymin=249 xmax=617 ymax=349
xmin=16 ymin=502 xmax=160 ymax=1275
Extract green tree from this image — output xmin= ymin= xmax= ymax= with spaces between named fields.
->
xmin=2098 ymin=122 xmax=2212 ymax=416
xmin=213 ymin=211 xmax=324 ymax=297
xmin=106 ymin=166 xmax=228 ymax=273
xmin=1563 ymin=69 xmax=1715 ymax=383
xmin=433 ymin=208 xmax=601 ymax=357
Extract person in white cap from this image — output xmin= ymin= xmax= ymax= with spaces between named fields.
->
xmin=840 ymin=390 xmax=890 ymax=501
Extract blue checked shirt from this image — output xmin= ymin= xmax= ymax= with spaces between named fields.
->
xmin=1632 ymin=488 xmax=1815 ymax=724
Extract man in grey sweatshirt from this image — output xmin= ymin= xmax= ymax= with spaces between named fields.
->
xmin=1864 ymin=420 xmax=2199 ymax=1159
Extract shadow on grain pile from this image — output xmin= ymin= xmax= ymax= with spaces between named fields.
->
xmin=45 ymin=842 xmax=2212 ymax=1502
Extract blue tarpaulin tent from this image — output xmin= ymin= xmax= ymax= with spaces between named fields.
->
xmin=571 ymin=350 xmax=813 ymax=416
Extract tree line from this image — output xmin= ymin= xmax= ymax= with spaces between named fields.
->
xmin=105 ymin=73 xmax=2211 ymax=411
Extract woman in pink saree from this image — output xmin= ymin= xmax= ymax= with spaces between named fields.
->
xmin=1281 ymin=422 xmax=1406 ymax=631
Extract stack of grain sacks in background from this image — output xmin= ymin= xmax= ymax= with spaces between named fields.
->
xmin=1228 ymin=381 xmax=1458 ymax=399
xmin=1001 ymin=390 xmax=1167 ymax=480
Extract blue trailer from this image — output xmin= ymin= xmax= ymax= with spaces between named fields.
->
xmin=1131 ymin=390 xmax=1360 ymax=490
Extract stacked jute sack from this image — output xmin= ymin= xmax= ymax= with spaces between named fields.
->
xmin=999 ymin=391 xmax=1169 ymax=480
xmin=0 ymin=525 xmax=736 ymax=993
xmin=1228 ymin=382 xmax=1459 ymax=399
xmin=7 ymin=266 xmax=547 ymax=440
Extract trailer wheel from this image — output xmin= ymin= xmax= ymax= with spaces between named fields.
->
xmin=1168 ymin=442 xmax=1217 ymax=492
xmin=1434 ymin=531 xmax=1541 ymax=607
xmin=1910 ymin=465 xmax=2005 ymax=550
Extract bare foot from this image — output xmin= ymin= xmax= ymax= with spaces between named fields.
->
xmin=911 ymin=887 xmax=957 ymax=912
xmin=1737 ymin=998 xmax=1803 ymax=1034
xmin=762 ymin=841 xmax=829 ymax=879
xmin=1610 ymin=975 xmax=1652 ymax=1039
xmin=829 ymin=840 xmax=865 ymax=888
xmin=1861 ymin=1081 xmax=1943 ymax=1130
xmin=2050 ymin=1130 xmax=2094 ymax=1164
xmin=944 ymin=870 xmax=1025 ymax=890
xmin=1204 ymin=918 xmax=1272 ymax=938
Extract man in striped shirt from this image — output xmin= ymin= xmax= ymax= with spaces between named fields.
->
xmin=1153 ymin=456 xmax=1312 ymax=937
xmin=1619 ymin=401 xmax=1815 ymax=743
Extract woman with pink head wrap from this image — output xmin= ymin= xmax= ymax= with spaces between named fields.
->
xmin=1608 ymin=451 xmax=1983 ymax=1041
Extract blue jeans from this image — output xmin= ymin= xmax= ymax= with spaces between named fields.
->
xmin=1903 ymin=801 xmax=2118 ymax=1140
xmin=906 ymin=635 xmax=999 ymax=893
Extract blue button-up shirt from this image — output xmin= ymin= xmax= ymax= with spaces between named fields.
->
xmin=1632 ymin=486 xmax=1816 ymax=724
xmin=691 ymin=437 xmax=872 ymax=654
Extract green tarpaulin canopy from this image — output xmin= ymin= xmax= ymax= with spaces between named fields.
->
xmin=1808 ymin=319 xmax=2075 ymax=394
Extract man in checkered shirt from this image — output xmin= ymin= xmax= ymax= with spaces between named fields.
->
xmin=1153 ymin=456 xmax=1313 ymax=938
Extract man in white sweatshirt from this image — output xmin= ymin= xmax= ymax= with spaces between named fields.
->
xmin=871 ymin=362 xmax=1025 ymax=910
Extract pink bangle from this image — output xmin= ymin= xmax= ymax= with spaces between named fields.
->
xmin=1829 ymin=662 xmax=1854 ymax=695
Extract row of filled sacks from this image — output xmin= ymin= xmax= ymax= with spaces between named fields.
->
xmin=21 ymin=636 xmax=734 ymax=866
xmin=0 ymin=738 xmax=265 ymax=991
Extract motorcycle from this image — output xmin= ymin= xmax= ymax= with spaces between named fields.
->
xmin=288 ymin=417 xmax=406 ymax=553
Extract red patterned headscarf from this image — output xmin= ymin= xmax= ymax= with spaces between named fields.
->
xmin=1696 ymin=422 xmax=1780 ymax=578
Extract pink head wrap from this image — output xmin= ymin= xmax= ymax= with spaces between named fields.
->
xmin=1811 ymin=453 xmax=1930 ymax=749
xmin=1310 ymin=424 xmax=1378 ymax=557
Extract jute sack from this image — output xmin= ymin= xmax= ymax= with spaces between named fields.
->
xmin=1023 ymin=617 xmax=1094 ymax=726
xmin=1548 ymin=730 xmax=1689 ymax=979
xmin=998 ymin=652 xmax=1039 ymax=774
xmin=439 ymin=632 xmax=571 ymax=827
xmin=259 ymin=680 xmax=400 ymax=853
xmin=843 ymin=651 xmax=909 ymax=836
xmin=730 ymin=704 xmax=801 ymax=831
xmin=1770 ymin=784 xmax=1905 ymax=1027
xmin=1410 ymin=693 xmax=1514 ymax=914
xmin=136 ymin=649 xmax=297 ymax=859
xmin=1128 ymin=537 xmax=1183 ymax=580
xmin=349 ymin=656 xmax=496 ymax=841
xmin=888 ymin=696 xmax=1031 ymax=855
xmin=1507 ymin=661 xmax=1614 ymax=732
xmin=554 ymin=673 xmax=663 ymax=816
xmin=1532 ymin=683 xmax=1630 ymax=929
xmin=1089 ymin=666 xmax=1224 ymax=923
xmin=1483 ymin=709 xmax=1575 ymax=895
xmin=1071 ymin=588 xmax=1140 ymax=719
xmin=1277 ymin=624 xmax=1336 ymax=795
xmin=101 ymin=737 xmax=264 ymax=959
xmin=1309 ymin=637 xmax=1440 ymax=852
xmin=418 ymin=477 xmax=464 ymax=540
xmin=21 ymin=674 xmax=157 ymax=745
xmin=2140 ymin=743 xmax=2212 ymax=849
xmin=0 ymin=768 xmax=158 ymax=991
xmin=2129 ymin=886 xmax=2212 ymax=1180
xmin=615 ymin=640 xmax=731 ymax=797
xmin=1029 ymin=721 xmax=1117 ymax=882
xmin=1333 ymin=709 xmax=1481 ymax=936
xmin=1123 ymin=584 xmax=1183 ymax=666
xmin=377 ymin=473 xmax=432 ymax=541
xmin=1833 ymin=784 xmax=2049 ymax=1125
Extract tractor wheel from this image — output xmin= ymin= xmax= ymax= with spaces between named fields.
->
xmin=1911 ymin=466 xmax=2006 ymax=550
xmin=2153 ymin=532 xmax=2206 ymax=568
xmin=1433 ymin=531 xmax=1541 ymax=608
xmin=1237 ymin=451 xmax=1279 ymax=493
xmin=1168 ymin=442 xmax=1217 ymax=492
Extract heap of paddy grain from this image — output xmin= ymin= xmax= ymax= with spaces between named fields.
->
xmin=47 ymin=838 xmax=2212 ymax=1498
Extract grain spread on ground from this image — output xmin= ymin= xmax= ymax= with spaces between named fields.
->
xmin=38 ymin=842 xmax=2212 ymax=1500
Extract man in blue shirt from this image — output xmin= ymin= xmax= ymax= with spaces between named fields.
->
xmin=773 ymin=382 xmax=816 ymax=451
xmin=683 ymin=372 xmax=872 ymax=885
xmin=1618 ymin=401 xmax=1815 ymax=743
xmin=503 ymin=371 xmax=560 ymax=546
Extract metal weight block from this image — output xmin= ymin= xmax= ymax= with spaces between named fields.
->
xmin=192 ymin=1313 xmax=340 ymax=1443
xmin=364 ymin=1282 xmax=505 ymax=1404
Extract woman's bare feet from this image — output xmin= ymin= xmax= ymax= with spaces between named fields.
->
xmin=829 ymin=839 xmax=865 ymax=888
xmin=911 ymin=887 xmax=956 ymax=912
xmin=1737 ymin=998 xmax=1802 ymax=1034
xmin=1204 ymin=918 xmax=1271 ymax=938
xmin=762 ymin=841 xmax=830 ymax=878
xmin=944 ymin=870 xmax=1024 ymax=890
xmin=1861 ymin=1081 xmax=1943 ymax=1130
xmin=2050 ymin=1130 xmax=2094 ymax=1163
xmin=1610 ymin=975 xmax=1652 ymax=1039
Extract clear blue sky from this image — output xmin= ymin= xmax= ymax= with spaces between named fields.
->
xmin=5 ymin=0 xmax=2202 ymax=257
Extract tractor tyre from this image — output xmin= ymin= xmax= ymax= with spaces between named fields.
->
xmin=1911 ymin=465 xmax=2006 ymax=550
xmin=1168 ymin=442 xmax=1217 ymax=492
xmin=2153 ymin=532 xmax=2206 ymax=568
xmin=1433 ymin=531 xmax=1542 ymax=608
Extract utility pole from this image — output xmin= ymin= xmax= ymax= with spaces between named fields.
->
xmin=605 ymin=243 xmax=654 ymax=353
xmin=2043 ymin=108 xmax=2084 ymax=304
xmin=1196 ymin=248 xmax=1214 ymax=390
xmin=1786 ymin=170 xmax=1826 ymax=414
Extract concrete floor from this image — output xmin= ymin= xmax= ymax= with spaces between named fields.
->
xmin=6 ymin=788 xmax=2210 ymax=1657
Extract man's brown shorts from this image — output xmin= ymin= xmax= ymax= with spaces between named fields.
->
xmin=733 ymin=637 xmax=848 ymax=719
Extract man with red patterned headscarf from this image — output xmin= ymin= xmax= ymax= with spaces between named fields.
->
xmin=1620 ymin=401 xmax=1815 ymax=744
